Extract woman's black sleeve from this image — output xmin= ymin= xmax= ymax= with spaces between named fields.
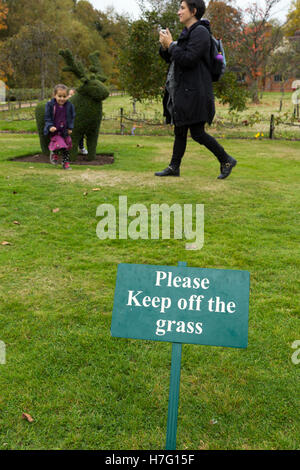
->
xmin=169 ymin=26 xmax=210 ymax=69
xmin=159 ymin=45 xmax=171 ymax=64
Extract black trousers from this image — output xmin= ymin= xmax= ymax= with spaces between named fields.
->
xmin=170 ymin=122 xmax=229 ymax=169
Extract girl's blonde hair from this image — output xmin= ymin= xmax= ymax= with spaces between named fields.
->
xmin=53 ymin=84 xmax=68 ymax=95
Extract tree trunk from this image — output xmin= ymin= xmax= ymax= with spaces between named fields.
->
xmin=132 ymin=98 xmax=137 ymax=114
xmin=40 ymin=55 xmax=45 ymax=100
xmin=251 ymin=79 xmax=260 ymax=104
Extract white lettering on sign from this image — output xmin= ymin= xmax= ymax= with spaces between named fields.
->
xmin=127 ymin=290 xmax=171 ymax=313
xmin=155 ymin=270 xmax=210 ymax=290
xmin=208 ymin=296 xmax=236 ymax=313
xmin=155 ymin=319 xmax=203 ymax=336
xmin=121 ymin=268 xmax=241 ymax=340
xmin=177 ymin=295 xmax=205 ymax=311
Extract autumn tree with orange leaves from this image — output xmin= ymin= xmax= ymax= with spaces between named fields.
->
xmin=0 ymin=0 xmax=130 ymax=90
xmin=0 ymin=0 xmax=8 ymax=30
xmin=236 ymin=0 xmax=283 ymax=103
xmin=0 ymin=0 xmax=9 ymax=85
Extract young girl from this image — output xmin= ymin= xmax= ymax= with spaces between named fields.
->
xmin=44 ymin=84 xmax=75 ymax=170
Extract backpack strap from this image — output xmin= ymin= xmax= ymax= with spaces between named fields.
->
xmin=195 ymin=24 xmax=213 ymax=73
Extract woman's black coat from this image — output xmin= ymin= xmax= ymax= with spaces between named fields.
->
xmin=160 ymin=20 xmax=215 ymax=127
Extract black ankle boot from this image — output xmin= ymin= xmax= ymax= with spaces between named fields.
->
xmin=217 ymin=156 xmax=237 ymax=179
xmin=155 ymin=165 xmax=180 ymax=177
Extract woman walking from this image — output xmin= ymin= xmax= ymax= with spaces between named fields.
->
xmin=155 ymin=0 xmax=237 ymax=179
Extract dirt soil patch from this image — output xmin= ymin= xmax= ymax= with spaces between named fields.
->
xmin=11 ymin=153 xmax=114 ymax=166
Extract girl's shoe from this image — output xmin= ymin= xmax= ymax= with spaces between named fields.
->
xmin=50 ymin=152 xmax=59 ymax=164
xmin=63 ymin=162 xmax=72 ymax=170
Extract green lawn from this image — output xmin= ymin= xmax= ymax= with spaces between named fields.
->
xmin=0 ymin=133 xmax=299 ymax=450
xmin=0 ymin=91 xmax=298 ymax=139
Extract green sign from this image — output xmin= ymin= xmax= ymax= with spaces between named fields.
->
xmin=111 ymin=263 xmax=250 ymax=348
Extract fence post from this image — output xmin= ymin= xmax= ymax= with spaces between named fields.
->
xmin=269 ymin=114 xmax=275 ymax=139
xmin=120 ymin=107 xmax=124 ymax=135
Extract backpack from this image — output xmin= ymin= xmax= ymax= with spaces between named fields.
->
xmin=197 ymin=21 xmax=226 ymax=82
xmin=210 ymin=35 xmax=226 ymax=82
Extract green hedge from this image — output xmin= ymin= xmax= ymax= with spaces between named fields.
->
xmin=7 ymin=88 xmax=53 ymax=102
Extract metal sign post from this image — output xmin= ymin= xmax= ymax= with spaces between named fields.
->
xmin=165 ymin=341 xmax=182 ymax=450
xmin=165 ymin=260 xmax=186 ymax=450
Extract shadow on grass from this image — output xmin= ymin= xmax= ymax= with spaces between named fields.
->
xmin=10 ymin=152 xmax=115 ymax=166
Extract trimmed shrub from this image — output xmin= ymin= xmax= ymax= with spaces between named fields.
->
xmin=35 ymin=49 xmax=109 ymax=160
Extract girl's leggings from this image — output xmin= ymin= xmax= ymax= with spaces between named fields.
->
xmin=60 ymin=149 xmax=70 ymax=164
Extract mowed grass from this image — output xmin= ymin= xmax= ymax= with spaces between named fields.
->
xmin=0 ymin=133 xmax=299 ymax=450
xmin=0 ymin=91 xmax=298 ymax=139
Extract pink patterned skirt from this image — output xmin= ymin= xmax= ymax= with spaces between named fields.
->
xmin=49 ymin=135 xmax=72 ymax=152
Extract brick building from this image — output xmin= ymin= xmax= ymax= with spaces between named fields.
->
xmin=264 ymin=30 xmax=300 ymax=92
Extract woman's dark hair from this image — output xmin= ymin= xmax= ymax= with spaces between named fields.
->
xmin=183 ymin=0 xmax=206 ymax=20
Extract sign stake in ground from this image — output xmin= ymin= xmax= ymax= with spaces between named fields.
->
xmin=111 ymin=261 xmax=250 ymax=450
xmin=165 ymin=261 xmax=185 ymax=450
xmin=166 ymin=341 xmax=182 ymax=450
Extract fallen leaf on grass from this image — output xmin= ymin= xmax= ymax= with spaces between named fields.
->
xmin=52 ymin=208 xmax=60 ymax=213
xmin=1 ymin=241 xmax=11 ymax=246
xmin=185 ymin=243 xmax=198 ymax=250
xmin=13 ymin=220 xmax=20 ymax=225
xmin=22 ymin=412 xmax=34 ymax=423
xmin=209 ymin=418 xmax=218 ymax=425
xmin=92 ymin=188 xmax=101 ymax=191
